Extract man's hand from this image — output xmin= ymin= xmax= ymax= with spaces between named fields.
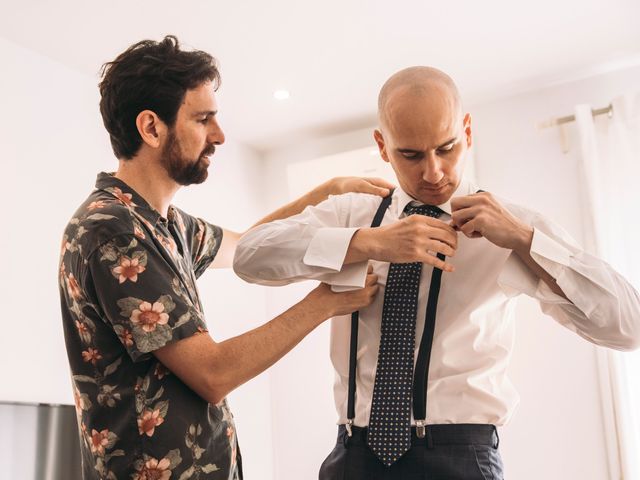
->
xmin=450 ymin=191 xmax=533 ymax=252
xmin=306 ymin=267 xmax=380 ymax=317
xmin=324 ymin=176 xmax=395 ymax=198
xmin=347 ymin=217 xmax=457 ymax=272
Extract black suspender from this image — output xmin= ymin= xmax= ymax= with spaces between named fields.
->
xmin=345 ymin=192 xmax=446 ymax=439
xmin=412 ymin=251 xmax=446 ymax=436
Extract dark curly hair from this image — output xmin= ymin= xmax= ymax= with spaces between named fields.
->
xmin=99 ymin=35 xmax=221 ymax=159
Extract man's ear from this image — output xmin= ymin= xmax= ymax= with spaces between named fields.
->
xmin=373 ymin=129 xmax=390 ymax=163
xmin=463 ymin=113 xmax=472 ymax=149
xmin=135 ymin=110 xmax=167 ymax=150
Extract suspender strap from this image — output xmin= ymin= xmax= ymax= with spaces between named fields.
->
xmin=412 ymin=252 xmax=446 ymax=437
xmin=346 ymin=192 xmax=394 ymax=435
xmin=412 ymin=190 xmax=483 ymax=435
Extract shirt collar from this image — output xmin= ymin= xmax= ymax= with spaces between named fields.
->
xmin=95 ymin=172 xmax=169 ymax=226
xmin=394 ymin=177 xmax=477 ymax=217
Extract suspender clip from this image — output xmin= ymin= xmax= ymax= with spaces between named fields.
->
xmin=346 ymin=419 xmax=353 ymax=437
xmin=416 ymin=419 xmax=426 ymax=438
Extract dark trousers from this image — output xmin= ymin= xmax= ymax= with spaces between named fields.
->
xmin=319 ymin=424 xmax=504 ymax=480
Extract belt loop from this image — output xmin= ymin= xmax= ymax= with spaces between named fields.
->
xmin=342 ymin=426 xmax=351 ymax=448
xmin=426 ymin=426 xmax=434 ymax=449
xmin=493 ymin=425 xmax=500 ymax=449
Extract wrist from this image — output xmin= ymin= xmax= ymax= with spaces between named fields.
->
xmin=315 ymin=179 xmax=335 ymax=201
xmin=512 ymin=224 xmax=534 ymax=254
xmin=346 ymin=228 xmax=378 ymax=264
xmin=301 ymin=288 xmax=334 ymax=322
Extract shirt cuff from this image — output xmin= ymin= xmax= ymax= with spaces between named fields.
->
xmin=303 ymin=227 xmax=360 ymax=271
xmin=497 ymin=251 xmax=537 ymax=298
xmin=497 ymin=227 xmax=574 ymax=299
xmin=328 ymin=261 xmax=369 ymax=291
xmin=529 ymin=228 xmax=573 ymax=278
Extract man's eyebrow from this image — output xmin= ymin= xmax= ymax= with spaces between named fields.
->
xmin=437 ymin=137 xmax=457 ymax=148
xmin=396 ymin=137 xmax=457 ymax=153
xmin=193 ymin=110 xmax=217 ymax=117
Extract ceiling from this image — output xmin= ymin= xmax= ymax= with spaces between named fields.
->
xmin=1 ymin=0 xmax=639 ymax=151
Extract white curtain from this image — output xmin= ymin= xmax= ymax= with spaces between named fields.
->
xmin=575 ymin=92 xmax=640 ymax=480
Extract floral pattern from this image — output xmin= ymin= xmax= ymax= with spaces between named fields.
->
xmin=59 ymin=173 xmax=239 ymax=479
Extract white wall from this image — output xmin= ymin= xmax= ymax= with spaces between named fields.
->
xmin=261 ymin=65 xmax=640 ymax=480
xmin=0 ymin=36 xmax=273 ymax=480
xmin=0 ymin=37 xmax=113 ymax=405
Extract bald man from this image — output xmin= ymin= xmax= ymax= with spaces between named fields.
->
xmin=233 ymin=67 xmax=640 ymax=479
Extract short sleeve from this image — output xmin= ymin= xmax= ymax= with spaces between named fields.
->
xmin=83 ymin=234 xmax=208 ymax=362
xmin=180 ymin=213 xmax=223 ymax=278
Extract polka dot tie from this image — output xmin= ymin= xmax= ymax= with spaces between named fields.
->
xmin=367 ymin=203 xmax=444 ymax=466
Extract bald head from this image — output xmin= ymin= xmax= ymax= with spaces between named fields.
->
xmin=377 ymin=66 xmax=462 ymax=129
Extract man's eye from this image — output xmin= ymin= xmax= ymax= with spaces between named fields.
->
xmin=198 ymin=118 xmax=209 ymax=124
xmin=438 ymin=144 xmax=455 ymax=154
xmin=402 ymin=152 xmax=422 ymax=159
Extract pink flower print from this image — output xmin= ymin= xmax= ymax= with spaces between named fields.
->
xmin=87 ymin=200 xmax=106 ymax=210
xmin=131 ymin=301 xmax=169 ymax=333
xmin=137 ymin=409 xmax=165 ymax=437
xmin=89 ymin=428 xmax=110 ymax=456
xmin=81 ymin=347 xmax=102 ymax=365
xmin=135 ymin=457 xmax=172 ymax=480
xmin=111 ymin=187 xmax=135 ymax=207
xmin=118 ymin=328 xmax=134 ymax=347
xmin=66 ymin=273 xmax=83 ymax=301
xmin=112 ymin=256 xmax=146 ymax=283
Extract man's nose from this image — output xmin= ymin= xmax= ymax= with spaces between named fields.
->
xmin=422 ymin=154 xmax=444 ymax=184
xmin=208 ymin=120 xmax=225 ymax=145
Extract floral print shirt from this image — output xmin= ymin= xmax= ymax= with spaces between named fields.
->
xmin=59 ymin=172 xmax=241 ymax=480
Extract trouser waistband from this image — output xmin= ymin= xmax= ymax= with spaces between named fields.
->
xmin=337 ymin=424 xmax=499 ymax=449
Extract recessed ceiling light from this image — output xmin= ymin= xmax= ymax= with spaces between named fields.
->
xmin=273 ymin=89 xmax=290 ymax=100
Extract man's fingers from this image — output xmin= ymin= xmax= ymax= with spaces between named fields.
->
xmin=409 ymin=217 xmax=458 ymax=250
xmin=451 ymin=192 xmax=489 ymax=212
xmin=412 ymin=216 xmax=458 ymax=241
xmin=425 ymin=225 xmax=458 ymax=250
xmin=459 ymin=218 xmax=482 ymax=238
xmin=421 ymin=254 xmax=455 ymax=273
xmin=363 ymin=177 xmax=396 ymax=190
xmin=426 ymin=239 xmax=456 ymax=258
xmin=450 ymin=205 xmax=481 ymax=229
xmin=355 ymin=177 xmax=395 ymax=197
xmin=365 ymin=273 xmax=379 ymax=287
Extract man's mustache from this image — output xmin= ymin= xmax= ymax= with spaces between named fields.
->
xmin=200 ymin=145 xmax=216 ymax=158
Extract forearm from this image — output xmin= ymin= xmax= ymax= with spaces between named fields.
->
xmin=512 ymin=226 xmax=568 ymax=299
xmin=207 ymin=299 xmax=329 ymax=401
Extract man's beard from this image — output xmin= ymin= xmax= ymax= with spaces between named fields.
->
xmin=161 ymin=130 xmax=215 ymax=186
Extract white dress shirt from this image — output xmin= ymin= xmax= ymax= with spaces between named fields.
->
xmin=233 ymin=179 xmax=640 ymax=427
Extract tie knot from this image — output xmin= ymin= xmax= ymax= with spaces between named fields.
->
xmin=404 ymin=203 xmax=444 ymax=219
